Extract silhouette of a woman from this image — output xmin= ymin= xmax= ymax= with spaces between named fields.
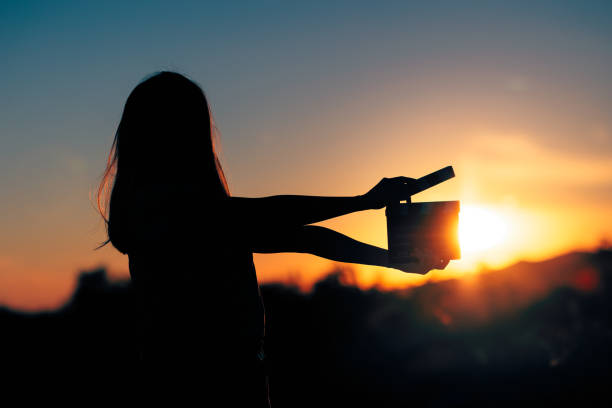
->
xmin=97 ymin=71 xmax=447 ymax=405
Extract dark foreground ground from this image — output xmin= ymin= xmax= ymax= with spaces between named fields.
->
xmin=2 ymin=249 xmax=612 ymax=406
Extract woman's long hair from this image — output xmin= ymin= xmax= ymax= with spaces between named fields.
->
xmin=97 ymin=71 xmax=230 ymax=254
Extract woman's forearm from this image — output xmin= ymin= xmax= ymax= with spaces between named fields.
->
xmin=229 ymin=176 xmax=422 ymax=228
xmin=301 ymin=225 xmax=390 ymax=267
xmin=231 ymin=195 xmax=372 ymax=227
xmin=254 ymin=225 xmax=390 ymax=269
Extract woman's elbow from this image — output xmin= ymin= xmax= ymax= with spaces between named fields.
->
xmin=249 ymin=226 xmax=308 ymax=254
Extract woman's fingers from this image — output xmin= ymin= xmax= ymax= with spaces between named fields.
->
xmin=364 ymin=176 xmax=422 ymax=209
xmin=392 ymin=257 xmax=450 ymax=275
xmin=387 ymin=176 xmax=418 ymax=188
xmin=381 ymin=176 xmax=417 ymax=185
xmin=364 ymin=176 xmax=418 ymax=209
xmin=386 ymin=177 xmax=419 ymax=201
xmin=391 ymin=176 xmax=417 ymax=183
xmin=438 ymin=259 xmax=450 ymax=269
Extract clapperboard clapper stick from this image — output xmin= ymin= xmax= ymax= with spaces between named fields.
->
xmin=406 ymin=166 xmax=455 ymax=201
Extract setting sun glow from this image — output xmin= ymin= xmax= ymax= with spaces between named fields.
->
xmin=2 ymin=2 xmax=612 ymax=311
xmin=459 ymin=205 xmax=508 ymax=254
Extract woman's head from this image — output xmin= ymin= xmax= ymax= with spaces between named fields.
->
xmin=97 ymin=71 xmax=229 ymax=253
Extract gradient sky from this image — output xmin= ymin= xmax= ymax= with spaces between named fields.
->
xmin=2 ymin=0 xmax=611 ymax=310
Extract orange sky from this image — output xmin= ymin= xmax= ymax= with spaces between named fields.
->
xmin=2 ymin=2 xmax=611 ymax=311
xmin=2 ymin=129 xmax=610 ymax=311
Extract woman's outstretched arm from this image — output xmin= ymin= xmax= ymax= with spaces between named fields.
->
xmin=229 ymin=177 xmax=421 ymax=228
xmin=230 ymin=195 xmax=370 ymax=228
xmin=253 ymin=225 xmax=390 ymax=268
xmin=252 ymin=225 xmax=450 ymax=274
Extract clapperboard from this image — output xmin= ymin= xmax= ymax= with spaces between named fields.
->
xmin=385 ymin=166 xmax=461 ymax=267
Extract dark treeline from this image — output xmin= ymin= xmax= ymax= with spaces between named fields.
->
xmin=2 ymin=249 xmax=612 ymax=406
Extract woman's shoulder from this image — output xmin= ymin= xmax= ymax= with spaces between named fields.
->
xmin=126 ymin=182 xmax=233 ymax=247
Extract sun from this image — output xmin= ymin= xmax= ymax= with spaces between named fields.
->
xmin=459 ymin=205 xmax=508 ymax=254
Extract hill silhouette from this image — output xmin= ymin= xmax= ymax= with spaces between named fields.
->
xmin=2 ymin=249 xmax=611 ymax=406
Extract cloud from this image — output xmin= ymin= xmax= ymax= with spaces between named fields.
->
xmin=460 ymin=134 xmax=612 ymax=187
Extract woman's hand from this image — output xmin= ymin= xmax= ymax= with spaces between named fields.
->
xmin=392 ymin=258 xmax=450 ymax=275
xmin=361 ymin=177 xmax=420 ymax=209
xmin=387 ymin=248 xmax=451 ymax=275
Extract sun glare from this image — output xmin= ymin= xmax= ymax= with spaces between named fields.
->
xmin=459 ymin=205 xmax=508 ymax=254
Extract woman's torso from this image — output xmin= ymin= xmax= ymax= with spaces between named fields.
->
xmin=125 ymin=193 xmax=266 ymax=367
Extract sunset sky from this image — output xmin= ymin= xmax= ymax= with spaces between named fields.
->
xmin=2 ymin=1 xmax=611 ymax=310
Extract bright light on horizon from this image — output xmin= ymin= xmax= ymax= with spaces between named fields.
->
xmin=459 ymin=205 xmax=509 ymax=254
